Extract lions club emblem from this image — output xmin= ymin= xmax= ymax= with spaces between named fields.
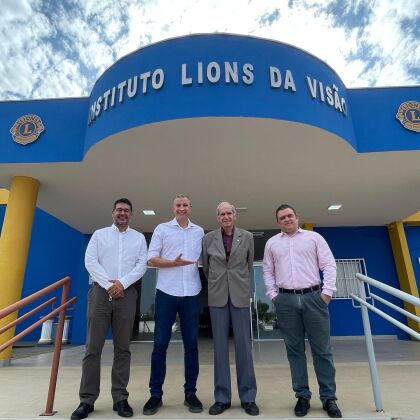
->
xmin=396 ymin=101 xmax=420 ymax=133
xmin=10 ymin=114 xmax=45 ymax=145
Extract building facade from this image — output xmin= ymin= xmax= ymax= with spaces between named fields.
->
xmin=0 ymin=34 xmax=419 ymax=351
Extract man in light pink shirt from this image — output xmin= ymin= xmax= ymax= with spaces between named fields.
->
xmin=263 ymin=204 xmax=342 ymax=418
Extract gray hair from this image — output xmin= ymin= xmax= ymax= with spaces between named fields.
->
xmin=216 ymin=201 xmax=236 ymax=216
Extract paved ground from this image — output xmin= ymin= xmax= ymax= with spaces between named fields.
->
xmin=1 ymin=337 xmax=419 ymax=420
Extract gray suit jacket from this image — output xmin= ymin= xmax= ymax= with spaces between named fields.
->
xmin=202 ymin=227 xmax=254 ymax=308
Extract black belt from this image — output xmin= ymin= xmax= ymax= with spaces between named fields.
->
xmin=278 ymin=285 xmax=320 ymax=295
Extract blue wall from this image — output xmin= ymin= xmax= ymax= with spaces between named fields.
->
xmin=0 ymin=205 xmax=88 ymax=342
xmin=1 ymin=202 xmax=415 ymax=343
xmin=348 ymin=87 xmax=420 ymax=153
xmin=2 ymin=35 xmax=419 ymax=168
xmin=316 ymin=226 xmax=407 ymax=338
xmin=70 ymin=234 xmax=91 ymax=345
xmin=0 ymin=97 xmax=88 ymax=164
xmin=85 ymin=34 xmax=355 ymax=154
xmin=0 ymin=205 xmax=4 ymax=232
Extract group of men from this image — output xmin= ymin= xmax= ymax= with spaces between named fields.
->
xmin=71 ymin=195 xmax=342 ymax=420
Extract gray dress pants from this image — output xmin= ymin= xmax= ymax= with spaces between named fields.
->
xmin=274 ymin=290 xmax=337 ymax=402
xmin=79 ymin=283 xmax=137 ymax=405
xmin=210 ymin=299 xmax=257 ymax=403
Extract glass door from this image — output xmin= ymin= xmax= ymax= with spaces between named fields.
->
xmin=252 ymin=263 xmax=282 ymax=340
xmin=134 ymin=267 xmax=208 ymax=342
xmin=134 ymin=263 xmax=282 ymax=341
xmin=134 ymin=267 xmax=182 ymax=341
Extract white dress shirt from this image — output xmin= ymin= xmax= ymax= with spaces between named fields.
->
xmin=85 ymin=224 xmax=148 ymax=290
xmin=147 ymin=218 xmax=204 ymax=297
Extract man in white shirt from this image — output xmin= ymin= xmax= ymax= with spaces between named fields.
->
xmin=71 ymin=198 xmax=148 ymax=420
xmin=142 ymin=194 xmax=204 ymax=415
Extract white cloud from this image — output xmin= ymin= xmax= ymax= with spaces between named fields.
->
xmin=0 ymin=0 xmax=418 ymax=100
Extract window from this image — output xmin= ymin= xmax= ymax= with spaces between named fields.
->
xmin=334 ymin=259 xmax=369 ymax=299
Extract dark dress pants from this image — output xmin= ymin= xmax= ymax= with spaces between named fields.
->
xmin=210 ymin=299 xmax=257 ymax=404
xmin=79 ymin=283 xmax=137 ymax=405
xmin=274 ymin=290 xmax=337 ymax=402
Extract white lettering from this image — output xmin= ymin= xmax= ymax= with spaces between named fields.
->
xmin=306 ymin=77 xmax=317 ymax=98
xmin=270 ymin=66 xmax=281 ymax=88
xmin=152 ymin=68 xmax=164 ymax=89
xmin=318 ymin=82 xmax=325 ymax=102
xmin=118 ymin=80 xmax=127 ymax=103
xmin=326 ymin=85 xmax=334 ymax=106
xmin=242 ymin=63 xmax=254 ymax=84
xmin=181 ymin=64 xmax=192 ymax=85
xmin=127 ymin=77 xmax=138 ymax=98
xmin=88 ymin=102 xmax=96 ymax=124
xmin=284 ymin=70 xmax=296 ymax=92
xmin=225 ymin=62 xmax=239 ymax=83
xmin=341 ymin=98 xmax=347 ymax=115
xmin=103 ymin=89 xmax=111 ymax=110
xmin=197 ymin=62 xmax=204 ymax=84
xmin=140 ymin=72 xmax=151 ymax=94
xmin=110 ymin=87 xmax=116 ymax=107
xmin=95 ymin=96 xmax=102 ymax=117
xmin=207 ymin=62 xmax=221 ymax=83
xmin=88 ymin=67 xmax=166 ymax=126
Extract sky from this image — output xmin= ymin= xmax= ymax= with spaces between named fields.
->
xmin=0 ymin=0 xmax=419 ymax=100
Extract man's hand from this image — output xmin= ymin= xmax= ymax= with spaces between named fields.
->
xmin=108 ymin=280 xmax=125 ymax=299
xmin=320 ymin=293 xmax=331 ymax=305
xmin=172 ymin=254 xmax=197 ymax=267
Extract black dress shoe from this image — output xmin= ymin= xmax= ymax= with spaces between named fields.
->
xmin=323 ymin=399 xmax=342 ymax=418
xmin=113 ymin=399 xmax=133 ymax=417
xmin=241 ymin=402 xmax=260 ymax=416
xmin=143 ymin=396 xmax=162 ymax=415
xmin=294 ymin=397 xmax=310 ymax=417
xmin=70 ymin=402 xmax=94 ymax=420
xmin=184 ymin=394 xmax=203 ymax=413
xmin=209 ymin=401 xmax=231 ymax=415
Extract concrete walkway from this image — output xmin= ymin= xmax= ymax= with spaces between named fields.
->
xmin=0 ymin=338 xmax=419 ymax=420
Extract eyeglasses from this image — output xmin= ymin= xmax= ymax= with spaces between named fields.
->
xmin=114 ymin=208 xmax=131 ymax=214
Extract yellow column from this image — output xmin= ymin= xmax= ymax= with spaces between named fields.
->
xmin=0 ymin=188 xmax=9 ymax=204
xmin=387 ymin=221 xmax=420 ymax=335
xmin=0 ymin=176 xmax=40 ymax=362
xmin=302 ymin=223 xmax=314 ymax=231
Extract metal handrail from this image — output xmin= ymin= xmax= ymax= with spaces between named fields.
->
xmin=351 ymin=273 xmax=420 ymax=412
xmin=0 ymin=276 xmax=76 ymax=416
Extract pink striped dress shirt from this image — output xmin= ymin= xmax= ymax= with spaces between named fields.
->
xmin=263 ymin=228 xmax=337 ymax=300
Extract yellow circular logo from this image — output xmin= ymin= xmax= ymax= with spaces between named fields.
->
xmin=396 ymin=101 xmax=420 ymax=133
xmin=10 ymin=114 xmax=45 ymax=145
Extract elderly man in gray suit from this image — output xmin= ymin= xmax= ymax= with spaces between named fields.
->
xmin=202 ymin=202 xmax=259 ymax=416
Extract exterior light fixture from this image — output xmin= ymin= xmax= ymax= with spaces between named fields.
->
xmin=143 ymin=210 xmax=156 ymax=215
xmin=236 ymin=207 xmax=248 ymax=212
xmin=327 ymin=204 xmax=342 ymax=211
